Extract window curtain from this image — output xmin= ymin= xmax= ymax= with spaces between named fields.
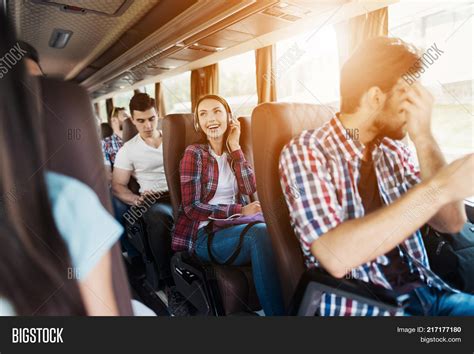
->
xmin=190 ymin=64 xmax=219 ymax=111
xmin=154 ymin=82 xmax=166 ymax=117
xmin=335 ymin=7 xmax=388 ymax=67
xmin=105 ymin=98 xmax=114 ymax=124
xmin=255 ymin=45 xmax=277 ymax=104
xmin=93 ymin=103 xmax=99 ymax=117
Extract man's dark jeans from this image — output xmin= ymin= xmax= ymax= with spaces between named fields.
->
xmin=112 ymin=195 xmax=174 ymax=282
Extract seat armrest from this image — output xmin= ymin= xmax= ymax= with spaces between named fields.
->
xmin=290 ymin=267 xmax=410 ymax=316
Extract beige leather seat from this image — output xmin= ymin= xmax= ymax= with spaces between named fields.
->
xmin=252 ymin=102 xmax=407 ymax=315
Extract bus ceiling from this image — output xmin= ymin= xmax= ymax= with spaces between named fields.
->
xmin=6 ymin=0 xmax=394 ymax=100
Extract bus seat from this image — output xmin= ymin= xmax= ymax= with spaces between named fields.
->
xmin=236 ymin=115 xmax=258 ymax=202
xmin=236 ymin=115 xmax=254 ymax=169
xmin=100 ymin=122 xmax=113 ymax=139
xmin=120 ymin=118 xmax=140 ymax=193
xmin=122 ymin=118 xmax=138 ymax=143
xmin=163 ymin=113 xmax=260 ymax=315
xmin=252 ymin=103 xmax=409 ymax=315
xmin=39 ymin=77 xmax=133 ymax=315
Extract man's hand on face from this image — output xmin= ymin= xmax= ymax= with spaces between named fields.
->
xmin=400 ymin=83 xmax=435 ymax=144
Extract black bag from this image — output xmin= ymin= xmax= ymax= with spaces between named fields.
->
xmin=205 ymin=221 xmax=263 ymax=266
xmin=421 ymin=222 xmax=474 ymax=293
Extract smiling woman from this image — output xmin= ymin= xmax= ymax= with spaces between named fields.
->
xmin=172 ymin=94 xmax=285 ymax=316
xmin=194 ymin=94 xmax=233 ymax=144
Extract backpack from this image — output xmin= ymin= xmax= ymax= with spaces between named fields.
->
xmin=421 ymin=222 xmax=474 ymax=293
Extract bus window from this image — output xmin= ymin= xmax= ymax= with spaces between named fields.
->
xmin=97 ymin=100 xmax=108 ymax=122
xmin=143 ymin=83 xmax=155 ymax=98
xmin=162 ymin=71 xmax=191 ymax=113
xmin=113 ymin=91 xmax=135 ymax=112
xmin=219 ymin=50 xmax=257 ymax=116
xmin=390 ymin=1 xmax=473 ymax=163
xmin=276 ymin=25 xmax=340 ymax=108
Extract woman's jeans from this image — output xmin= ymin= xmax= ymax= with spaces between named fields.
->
xmin=195 ymin=223 xmax=285 ymax=316
xmin=405 ymin=286 xmax=474 ymax=316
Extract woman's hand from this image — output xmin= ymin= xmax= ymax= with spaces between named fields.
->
xmin=241 ymin=201 xmax=261 ymax=215
xmin=226 ymin=117 xmax=241 ymax=152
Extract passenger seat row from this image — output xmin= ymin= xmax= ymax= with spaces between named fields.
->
xmin=121 ymin=103 xmax=407 ymax=315
xmin=40 ymin=76 xmax=408 ymax=316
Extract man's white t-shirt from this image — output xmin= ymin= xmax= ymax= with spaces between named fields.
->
xmin=114 ymin=133 xmax=168 ymax=193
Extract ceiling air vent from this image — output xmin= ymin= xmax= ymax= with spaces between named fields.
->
xmin=280 ymin=14 xmax=301 ymax=22
xmin=261 ymin=2 xmax=311 ymax=22
xmin=103 ymin=72 xmax=135 ymax=90
xmin=189 ymin=43 xmax=225 ymax=53
xmin=147 ymin=64 xmax=173 ymax=70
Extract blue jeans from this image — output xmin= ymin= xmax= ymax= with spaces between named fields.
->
xmin=405 ymin=286 xmax=474 ymax=316
xmin=195 ymin=223 xmax=285 ymax=316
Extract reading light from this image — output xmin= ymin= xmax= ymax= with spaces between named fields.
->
xmin=277 ymin=2 xmax=289 ymax=8
xmin=49 ymin=28 xmax=73 ymax=49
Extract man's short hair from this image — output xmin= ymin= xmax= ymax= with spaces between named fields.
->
xmin=129 ymin=93 xmax=155 ymax=118
xmin=340 ymin=37 xmax=421 ymax=114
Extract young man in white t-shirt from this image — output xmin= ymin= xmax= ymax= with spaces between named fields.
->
xmin=112 ymin=93 xmax=179 ymax=308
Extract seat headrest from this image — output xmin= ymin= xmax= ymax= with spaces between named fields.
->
xmin=236 ymin=116 xmax=253 ymax=169
xmin=39 ymin=77 xmax=133 ymax=315
xmin=40 ymin=78 xmax=112 ymax=208
xmin=122 ymin=118 xmax=138 ymax=143
xmin=251 ymin=102 xmax=335 ymax=309
xmin=100 ymin=123 xmax=113 ymax=139
xmin=162 ymin=113 xmax=201 ymax=218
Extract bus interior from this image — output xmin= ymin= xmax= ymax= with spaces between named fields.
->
xmin=1 ymin=0 xmax=473 ymax=317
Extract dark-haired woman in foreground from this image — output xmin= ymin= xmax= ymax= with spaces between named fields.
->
xmin=0 ymin=14 xmax=122 ymax=315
